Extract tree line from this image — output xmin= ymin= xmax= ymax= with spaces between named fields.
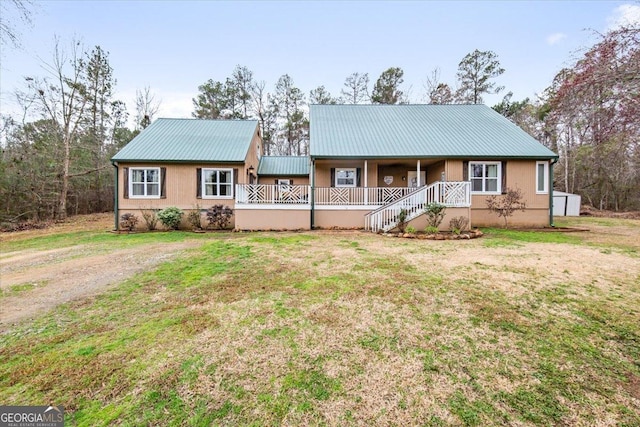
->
xmin=190 ymin=49 xmax=507 ymax=157
xmin=1 ymin=25 xmax=638 ymax=226
xmin=1 ymin=39 xmax=160 ymax=223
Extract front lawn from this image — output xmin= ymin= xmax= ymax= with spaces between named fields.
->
xmin=1 ymin=217 xmax=639 ymax=425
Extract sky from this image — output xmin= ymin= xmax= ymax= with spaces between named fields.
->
xmin=1 ymin=0 xmax=639 ymax=125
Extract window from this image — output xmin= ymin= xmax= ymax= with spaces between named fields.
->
xmin=202 ymin=168 xmax=233 ymax=198
xmin=277 ymin=179 xmax=291 ymax=191
xmin=335 ymin=168 xmax=356 ymax=187
xmin=536 ymin=161 xmax=549 ymax=194
xmin=469 ymin=162 xmax=501 ymax=194
xmin=130 ymin=168 xmax=160 ymax=198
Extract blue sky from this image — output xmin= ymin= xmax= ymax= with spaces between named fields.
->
xmin=1 ymin=1 xmax=639 ymax=123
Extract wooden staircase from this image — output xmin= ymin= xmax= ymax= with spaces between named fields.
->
xmin=364 ymin=181 xmax=471 ymax=232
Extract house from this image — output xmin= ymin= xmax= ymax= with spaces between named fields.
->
xmin=111 ymin=105 xmax=558 ymax=231
xmin=111 ymin=118 xmax=261 ymax=230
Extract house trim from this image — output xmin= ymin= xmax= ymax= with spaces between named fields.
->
xmin=235 ymin=204 xmax=311 ymax=211
xmin=315 ymin=205 xmax=380 ymax=211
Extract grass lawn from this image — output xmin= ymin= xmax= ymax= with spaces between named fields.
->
xmin=1 ymin=216 xmax=639 ymax=426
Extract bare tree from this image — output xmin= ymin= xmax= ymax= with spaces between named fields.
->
xmin=486 ymin=187 xmax=526 ymax=228
xmin=424 ymin=67 xmax=454 ymax=104
xmin=135 ymin=86 xmax=161 ymax=130
xmin=0 ymin=0 xmax=33 ymax=48
xmin=23 ymin=38 xmax=88 ymax=219
xmin=341 ymin=72 xmax=370 ymax=104
xmin=251 ymin=81 xmax=278 ymax=155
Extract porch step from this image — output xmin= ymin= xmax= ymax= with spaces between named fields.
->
xmin=364 ymin=181 xmax=471 ymax=232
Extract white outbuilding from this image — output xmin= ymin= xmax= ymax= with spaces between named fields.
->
xmin=553 ymin=191 xmax=581 ymax=216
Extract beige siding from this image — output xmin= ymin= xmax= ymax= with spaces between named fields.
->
xmin=314 ymin=209 xmax=371 ymax=229
xmin=445 ymin=159 xmax=464 ymax=181
xmin=446 ymin=159 xmax=551 ymax=227
xmin=366 ymin=160 xmax=378 ymax=187
xmin=243 ymin=129 xmax=262 ymax=181
xmin=236 ymin=209 xmax=310 ymax=230
xmin=377 ymin=164 xmax=409 ymax=187
xmin=470 ymin=208 xmax=549 ymax=228
xmin=428 ymin=160 xmax=445 ymax=184
xmin=118 ymin=163 xmax=245 ymax=210
xmin=258 ymin=176 xmax=310 ymax=185
xmin=315 ymin=160 xmax=364 ymax=187
xmin=406 ymin=207 xmax=471 ymax=232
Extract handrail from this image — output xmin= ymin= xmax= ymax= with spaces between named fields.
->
xmin=364 ymin=181 xmax=470 ymax=232
xmin=364 ymin=186 xmax=423 ymax=217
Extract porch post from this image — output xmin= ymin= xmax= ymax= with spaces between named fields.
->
xmin=417 ymin=160 xmax=421 ymax=187
xmin=364 ymin=160 xmax=368 ymax=205
xmin=310 ymin=159 xmax=315 ymax=229
xmin=112 ymin=161 xmax=119 ymax=231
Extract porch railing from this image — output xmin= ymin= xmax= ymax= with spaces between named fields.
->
xmin=314 ymin=187 xmax=414 ymax=206
xmin=365 ymin=181 xmax=471 ymax=232
xmin=236 ymin=184 xmax=310 ymax=204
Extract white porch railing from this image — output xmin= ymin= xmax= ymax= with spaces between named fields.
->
xmin=365 ymin=181 xmax=471 ymax=232
xmin=236 ymin=184 xmax=310 ymax=204
xmin=314 ymin=187 xmax=414 ymax=205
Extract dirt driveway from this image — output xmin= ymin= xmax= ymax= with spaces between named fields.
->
xmin=0 ymin=238 xmax=203 ymax=329
xmin=0 ymin=214 xmax=203 ymax=333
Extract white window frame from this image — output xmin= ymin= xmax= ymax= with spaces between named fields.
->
xmin=129 ymin=167 xmax=161 ymax=199
xmin=202 ymin=168 xmax=234 ymax=199
xmin=536 ymin=161 xmax=549 ymax=194
xmin=335 ymin=168 xmax=357 ymax=188
xmin=277 ymin=178 xmax=291 ymax=191
xmin=469 ymin=161 xmax=501 ymax=194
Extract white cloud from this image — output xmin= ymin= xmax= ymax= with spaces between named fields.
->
xmin=155 ymin=91 xmax=192 ymax=119
xmin=546 ymin=32 xmax=567 ymax=45
xmin=607 ymin=4 xmax=640 ymax=30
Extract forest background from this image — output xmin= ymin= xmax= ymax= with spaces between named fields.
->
xmin=1 ymin=1 xmax=638 ymax=224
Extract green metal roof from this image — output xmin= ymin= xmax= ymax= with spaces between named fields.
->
xmin=257 ymin=156 xmax=310 ymax=176
xmin=310 ymin=104 xmax=557 ymax=159
xmin=111 ymin=118 xmax=258 ymax=162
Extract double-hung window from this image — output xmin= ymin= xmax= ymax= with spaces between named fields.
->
xmin=469 ymin=162 xmax=501 ymax=194
xmin=130 ymin=168 xmax=160 ymax=198
xmin=335 ymin=168 xmax=357 ymax=187
xmin=536 ymin=161 xmax=549 ymax=194
xmin=202 ymin=168 xmax=233 ymax=198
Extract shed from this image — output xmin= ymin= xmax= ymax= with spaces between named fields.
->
xmin=553 ymin=191 xmax=581 ymax=216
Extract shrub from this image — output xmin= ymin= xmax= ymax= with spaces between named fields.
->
xmin=396 ymin=208 xmax=408 ymax=233
xmin=206 ymin=205 xmax=233 ymax=230
xmin=425 ymin=225 xmax=439 ymax=235
xmin=425 ymin=202 xmax=447 ymax=229
xmin=405 ymin=225 xmax=417 ymax=234
xmin=157 ymin=207 xmax=184 ymax=230
xmin=187 ymin=204 xmax=203 ymax=230
xmin=486 ymin=187 xmax=526 ymax=229
xmin=119 ymin=213 xmax=139 ymax=231
xmin=449 ymin=216 xmax=469 ymax=235
xmin=140 ymin=208 xmax=159 ymax=231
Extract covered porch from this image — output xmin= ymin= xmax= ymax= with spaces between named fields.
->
xmin=311 ymin=158 xmax=449 ymax=204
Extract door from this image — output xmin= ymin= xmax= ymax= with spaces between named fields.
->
xmin=407 ymin=171 xmax=426 ymax=188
